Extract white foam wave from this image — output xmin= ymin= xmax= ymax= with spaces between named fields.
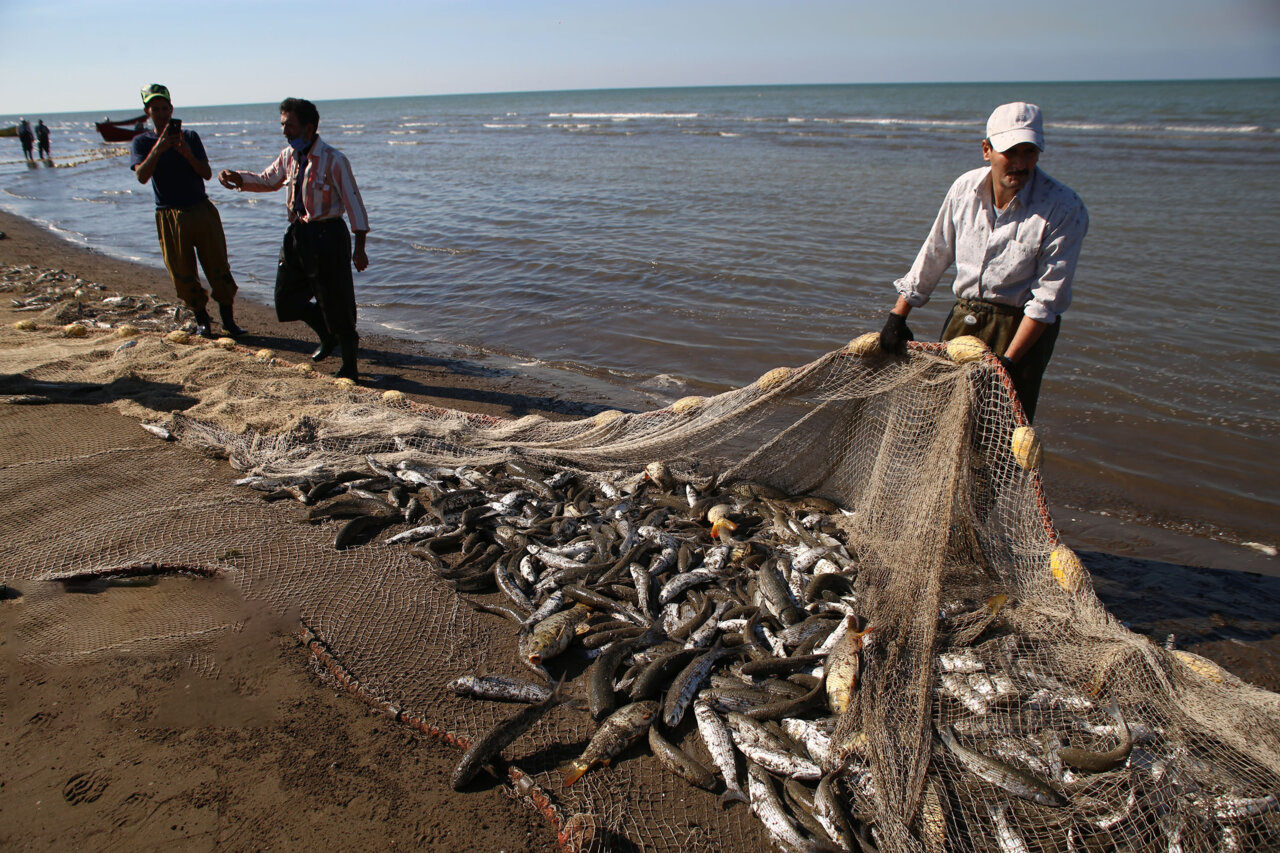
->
xmin=833 ymin=117 xmax=975 ymax=129
xmin=1056 ymin=120 xmax=1269 ymax=135
xmin=546 ymin=112 xmax=698 ymax=120
xmin=387 ymin=140 xmax=421 ymax=145
xmin=483 ymin=123 xmax=528 ymax=129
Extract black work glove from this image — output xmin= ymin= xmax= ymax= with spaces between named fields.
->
xmin=878 ymin=312 xmax=914 ymax=355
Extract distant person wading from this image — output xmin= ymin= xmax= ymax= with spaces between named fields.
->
xmin=219 ymin=98 xmax=370 ymax=383
xmin=35 ymin=120 xmax=50 ymax=160
xmin=878 ymin=102 xmax=1089 ymax=422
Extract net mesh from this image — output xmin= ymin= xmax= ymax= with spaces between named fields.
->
xmin=3 ymin=266 xmax=1278 ymax=853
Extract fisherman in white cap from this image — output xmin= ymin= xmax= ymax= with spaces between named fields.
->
xmin=878 ymin=102 xmax=1089 ymax=421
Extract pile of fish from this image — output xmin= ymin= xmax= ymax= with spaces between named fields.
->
xmin=3 ymin=263 xmax=192 ymax=331
xmin=230 ymin=455 xmax=1280 ymax=853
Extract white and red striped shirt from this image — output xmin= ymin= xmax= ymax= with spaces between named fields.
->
xmin=233 ymin=136 xmax=369 ymax=233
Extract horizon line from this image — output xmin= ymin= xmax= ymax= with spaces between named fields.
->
xmin=5 ymin=75 xmax=1278 ymax=118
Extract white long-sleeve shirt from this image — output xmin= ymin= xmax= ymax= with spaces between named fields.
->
xmin=893 ymin=166 xmax=1088 ymax=324
xmin=232 ymin=136 xmax=369 ymax=233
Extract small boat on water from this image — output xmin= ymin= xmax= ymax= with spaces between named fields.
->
xmin=95 ymin=115 xmax=148 ymax=142
xmin=0 ymin=125 xmax=18 ymax=138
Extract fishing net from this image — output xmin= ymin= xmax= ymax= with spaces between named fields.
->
xmin=3 ymin=264 xmax=1278 ymax=853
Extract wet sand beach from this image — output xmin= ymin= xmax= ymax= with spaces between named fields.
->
xmin=1 ymin=208 xmax=1277 ymax=851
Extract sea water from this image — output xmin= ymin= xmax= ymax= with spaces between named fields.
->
xmin=2 ymin=80 xmax=1278 ymax=547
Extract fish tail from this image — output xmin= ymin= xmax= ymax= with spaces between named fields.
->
xmin=718 ymin=789 xmax=749 ymax=809
xmin=562 ymin=761 xmax=589 ymax=786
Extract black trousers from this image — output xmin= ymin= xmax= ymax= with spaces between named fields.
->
xmin=940 ymin=297 xmax=1060 ymax=423
xmin=275 ymin=218 xmax=357 ymax=339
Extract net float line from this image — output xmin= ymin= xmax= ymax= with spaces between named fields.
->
xmin=296 ymin=621 xmax=592 ymax=853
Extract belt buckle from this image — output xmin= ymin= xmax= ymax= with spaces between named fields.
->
xmin=963 ymin=314 xmax=978 ymax=326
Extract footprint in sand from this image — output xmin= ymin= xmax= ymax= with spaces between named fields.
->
xmin=62 ymin=770 xmax=109 ymax=805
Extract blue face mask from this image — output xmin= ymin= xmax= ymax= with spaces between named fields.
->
xmin=287 ymin=136 xmax=310 ymax=153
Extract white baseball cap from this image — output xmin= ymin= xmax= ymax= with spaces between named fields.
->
xmin=986 ymin=102 xmax=1044 ymax=152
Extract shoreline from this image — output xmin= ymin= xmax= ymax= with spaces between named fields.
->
xmin=1 ymin=207 xmax=1273 ymax=577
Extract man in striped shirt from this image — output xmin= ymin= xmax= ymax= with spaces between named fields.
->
xmin=219 ymin=98 xmax=369 ymax=381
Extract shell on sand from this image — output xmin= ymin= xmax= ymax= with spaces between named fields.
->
xmin=946 ymin=335 xmax=989 ymax=364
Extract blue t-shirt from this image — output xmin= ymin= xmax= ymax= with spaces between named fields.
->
xmin=130 ymin=130 xmax=210 ymax=210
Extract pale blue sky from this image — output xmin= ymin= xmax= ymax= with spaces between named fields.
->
xmin=2 ymin=0 xmax=1278 ymax=114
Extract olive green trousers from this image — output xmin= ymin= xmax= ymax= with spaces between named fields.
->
xmin=940 ymin=297 xmax=1060 ymax=423
xmin=155 ymin=197 xmax=238 ymax=313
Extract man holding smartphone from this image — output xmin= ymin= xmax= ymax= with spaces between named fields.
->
xmin=131 ymin=83 xmax=245 ymax=338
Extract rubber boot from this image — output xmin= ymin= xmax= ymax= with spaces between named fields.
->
xmin=302 ymin=305 xmax=338 ymax=361
xmin=193 ymin=307 xmax=214 ymax=339
xmin=334 ymin=337 xmax=359 ymax=381
xmin=218 ymin=303 xmax=248 ymax=337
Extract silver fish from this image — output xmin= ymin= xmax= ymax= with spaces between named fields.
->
xmin=694 ymin=700 xmax=748 ymax=808
xmin=988 ymin=803 xmax=1030 ymax=853
xmin=746 ymin=762 xmax=814 ymax=851
xmin=937 ymin=725 xmax=1067 ymax=807
xmin=448 ymin=673 xmax=552 ymax=704
xmin=664 ymin=640 xmax=740 ymax=727
xmin=733 ymin=736 xmax=823 ymax=781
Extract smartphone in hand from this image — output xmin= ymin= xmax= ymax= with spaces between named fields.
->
xmin=166 ymin=118 xmax=182 ymax=136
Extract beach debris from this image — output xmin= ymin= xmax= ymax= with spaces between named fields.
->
xmin=62 ymin=322 xmax=87 ymax=337
xmin=164 ymin=330 xmax=190 ymax=344
xmin=13 ymin=319 xmax=36 ymax=331
xmin=1242 ymin=541 xmax=1278 ymax=558
xmin=255 ymin=348 xmax=275 ymax=361
xmin=214 ymin=336 xmax=237 ymax=350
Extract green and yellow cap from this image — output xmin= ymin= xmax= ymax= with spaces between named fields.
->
xmin=140 ymin=83 xmax=171 ymax=105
